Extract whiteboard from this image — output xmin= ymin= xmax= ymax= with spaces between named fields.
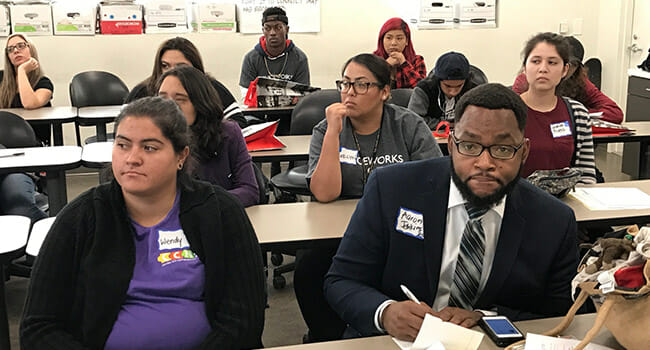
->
xmin=236 ymin=0 xmax=320 ymax=34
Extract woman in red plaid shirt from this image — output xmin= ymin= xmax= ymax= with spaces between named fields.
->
xmin=373 ymin=17 xmax=427 ymax=89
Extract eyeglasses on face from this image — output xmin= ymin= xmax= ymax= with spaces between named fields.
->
xmin=451 ymin=132 xmax=525 ymax=160
xmin=335 ymin=80 xmax=382 ymax=95
xmin=6 ymin=42 xmax=28 ymax=54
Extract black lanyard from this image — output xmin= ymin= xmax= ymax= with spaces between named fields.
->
xmin=347 ymin=115 xmax=383 ymax=186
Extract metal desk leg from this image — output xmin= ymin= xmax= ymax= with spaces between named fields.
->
xmin=0 ymin=264 xmax=11 ymax=350
xmin=639 ymin=140 xmax=648 ymax=180
xmin=96 ymin=123 xmax=108 ymax=142
xmin=46 ymin=170 xmax=68 ymax=216
xmin=52 ymin=123 xmax=64 ymax=146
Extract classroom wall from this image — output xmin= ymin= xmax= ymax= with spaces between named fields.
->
xmin=17 ymin=0 xmax=627 ymax=145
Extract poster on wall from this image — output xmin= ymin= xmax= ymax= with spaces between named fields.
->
xmin=236 ymin=0 xmax=320 ymax=34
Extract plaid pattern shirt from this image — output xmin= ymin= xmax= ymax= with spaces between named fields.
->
xmin=394 ymin=55 xmax=427 ymax=89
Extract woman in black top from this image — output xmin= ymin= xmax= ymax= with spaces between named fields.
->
xmin=0 ymin=33 xmax=53 ymax=144
xmin=124 ymin=37 xmax=246 ymax=127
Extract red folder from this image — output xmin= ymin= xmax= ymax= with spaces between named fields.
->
xmin=243 ymin=121 xmax=286 ymax=152
xmin=591 ymin=119 xmax=634 ymax=136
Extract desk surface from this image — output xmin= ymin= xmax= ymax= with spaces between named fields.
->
xmin=246 ymin=199 xmax=358 ymax=249
xmin=564 ymin=179 xmax=650 ymax=228
xmin=594 ymin=121 xmax=650 ymax=143
xmin=262 ymin=314 xmax=621 ymax=350
xmin=77 ymin=105 xmax=123 ymax=119
xmin=81 ymin=141 xmax=113 ymax=167
xmin=1 ymin=106 xmax=77 ymax=122
xmin=250 ymin=135 xmax=311 ymax=162
xmin=0 ymin=146 xmax=81 ymax=173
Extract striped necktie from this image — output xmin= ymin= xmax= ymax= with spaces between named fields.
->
xmin=448 ymin=203 xmax=489 ymax=310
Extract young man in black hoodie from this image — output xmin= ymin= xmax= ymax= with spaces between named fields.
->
xmin=239 ymin=7 xmax=311 ymax=98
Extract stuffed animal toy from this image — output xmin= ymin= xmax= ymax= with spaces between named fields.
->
xmin=585 ymin=237 xmax=637 ymax=274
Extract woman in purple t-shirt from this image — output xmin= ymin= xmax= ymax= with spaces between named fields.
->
xmin=157 ymin=66 xmax=260 ymax=207
xmin=21 ymin=97 xmax=266 ymax=350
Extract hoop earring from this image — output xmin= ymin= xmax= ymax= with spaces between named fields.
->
xmin=178 ymin=163 xmax=183 ymax=170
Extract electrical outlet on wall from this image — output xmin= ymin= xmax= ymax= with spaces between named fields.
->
xmin=559 ymin=20 xmax=569 ymax=34
xmin=573 ymin=18 xmax=583 ymax=35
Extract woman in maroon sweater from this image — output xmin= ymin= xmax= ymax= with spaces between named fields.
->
xmin=513 ymin=36 xmax=623 ymax=124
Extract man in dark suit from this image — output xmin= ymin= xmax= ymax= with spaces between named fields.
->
xmin=324 ymin=83 xmax=579 ymax=341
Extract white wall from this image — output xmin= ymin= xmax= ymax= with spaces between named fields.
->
xmin=14 ymin=0 xmax=628 ymax=145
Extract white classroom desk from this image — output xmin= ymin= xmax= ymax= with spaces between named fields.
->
xmin=1 ymin=106 xmax=78 ymax=146
xmin=0 ymin=146 xmax=81 ymax=215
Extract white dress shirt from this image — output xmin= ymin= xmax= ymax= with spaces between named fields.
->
xmin=374 ymin=177 xmax=506 ymax=331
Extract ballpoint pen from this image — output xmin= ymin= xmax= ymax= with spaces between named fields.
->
xmin=400 ymin=284 xmax=421 ymax=304
xmin=0 ymin=152 xmax=25 ymax=159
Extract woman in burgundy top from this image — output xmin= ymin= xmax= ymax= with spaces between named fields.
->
xmin=512 ymin=36 xmax=623 ymax=124
xmin=373 ymin=17 xmax=427 ymax=89
xmin=518 ymin=32 xmax=596 ymax=184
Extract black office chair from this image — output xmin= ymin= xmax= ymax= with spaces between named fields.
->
xmin=269 ymin=89 xmax=341 ymax=198
xmin=469 ymin=65 xmax=488 ymax=85
xmin=387 ymin=88 xmax=413 ymax=108
xmin=584 ymin=58 xmax=602 ymax=90
xmin=0 ymin=112 xmax=44 ymax=278
xmin=69 ymin=71 xmax=129 ymax=145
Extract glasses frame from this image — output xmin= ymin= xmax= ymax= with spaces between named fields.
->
xmin=451 ymin=132 xmax=525 ymax=160
xmin=6 ymin=42 xmax=28 ymax=54
xmin=335 ymin=80 xmax=382 ymax=95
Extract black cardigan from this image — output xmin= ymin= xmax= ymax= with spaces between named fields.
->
xmin=20 ymin=177 xmax=266 ymax=350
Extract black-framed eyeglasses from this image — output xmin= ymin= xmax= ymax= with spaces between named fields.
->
xmin=335 ymin=80 xmax=382 ymax=95
xmin=6 ymin=42 xmax=28 ymax=54
xmin=451 ymin=132 xmax=525 ymax=160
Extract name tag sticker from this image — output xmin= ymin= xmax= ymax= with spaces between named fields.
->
xmin=158 ymin=229 xmax=190 ymax=251
xmin=339 ymin=147 xmax=358 ymax=165
xmin=395 ymin=207 xmax=424 ymax=240
xmin=550 ymin=121 xmax=572 ymax=138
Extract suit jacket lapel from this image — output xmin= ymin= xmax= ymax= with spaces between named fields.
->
xmin=476 ymin=182 xmax=525 ymax=307
xmin=423 ymin=161 xmax=451 ymax=304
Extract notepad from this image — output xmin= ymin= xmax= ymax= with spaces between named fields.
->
xmin=569 ymin=187 xmax=650 ymax=210
xmin=524 ymin=333 xmax=615 ymax=350
xmin=392 ymin=314 xmax=483 ymax=350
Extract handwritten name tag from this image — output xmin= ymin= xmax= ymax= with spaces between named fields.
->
xmin=395 ymin=207 xmax=424 ymax=240
xmin=339 ymin=147 xmax=358 ymax=165
xmin=158 ymin=229 xmax=190 ymax=250
xmin=550 ymin=121 xmax=572 ymax=138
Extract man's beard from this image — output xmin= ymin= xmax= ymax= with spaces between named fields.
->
xmin=450 ymin=157 xmax=521 ymax=210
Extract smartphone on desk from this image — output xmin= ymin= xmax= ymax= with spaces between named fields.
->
xmin=478 ymin=315 xmax=524 ymax=347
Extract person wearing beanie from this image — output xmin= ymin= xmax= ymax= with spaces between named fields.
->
xmin=512 ymin=35 xmax=623 ymax=124
xmin=408 ymin=51 xmax=479 ymax=129
xmin=373 ymin=17 xmax=426 ymax=89
xmin=239 ymin=7 xmax=310 ymax=99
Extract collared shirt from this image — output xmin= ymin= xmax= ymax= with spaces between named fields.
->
xmin=432 ymin=178 xmax=505 ymax=311
xmin=374 ymin=177 xmax=506 ymax=332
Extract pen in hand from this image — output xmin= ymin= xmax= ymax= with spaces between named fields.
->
xmin=0 ymin=152 xmax=25 ymax=159
xmin=400 ymin=284 xmax=421 ymax=304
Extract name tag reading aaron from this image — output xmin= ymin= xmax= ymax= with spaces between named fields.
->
xmin=550 ymin=121 xmax=572 ymax=138
xmin=339 ymin=147 xmax=358 ymax=165
xmin=395 ymin=207 xmax=424 ymax=240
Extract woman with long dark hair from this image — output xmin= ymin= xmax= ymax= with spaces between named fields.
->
xmin=513 ymin=36 xmax=623 ymax=124
xmin=518 ymin=32 xmax=596 ymax=184
xmin=157 ymin=66 xmax=259 ymax=207
xmin=125 ymin=37 xmax=246 ymax=127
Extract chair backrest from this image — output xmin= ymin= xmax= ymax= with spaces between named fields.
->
xmin=290 ymin=89 xmax=341 ymax=135
xmin=469 ymin=65 xmax=488 ymax=85
xmin=387 ymin=88 xmax=413 ymax=108
xmin=69 ymin=71 xmax=129 ymax=107
xmin=0 ymin=111 xmax=40 ymax=148
xmin=584 ymin=58 xmax=602 ymax=90
xmin=252 ymin=163 xmax=270 ymax=205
